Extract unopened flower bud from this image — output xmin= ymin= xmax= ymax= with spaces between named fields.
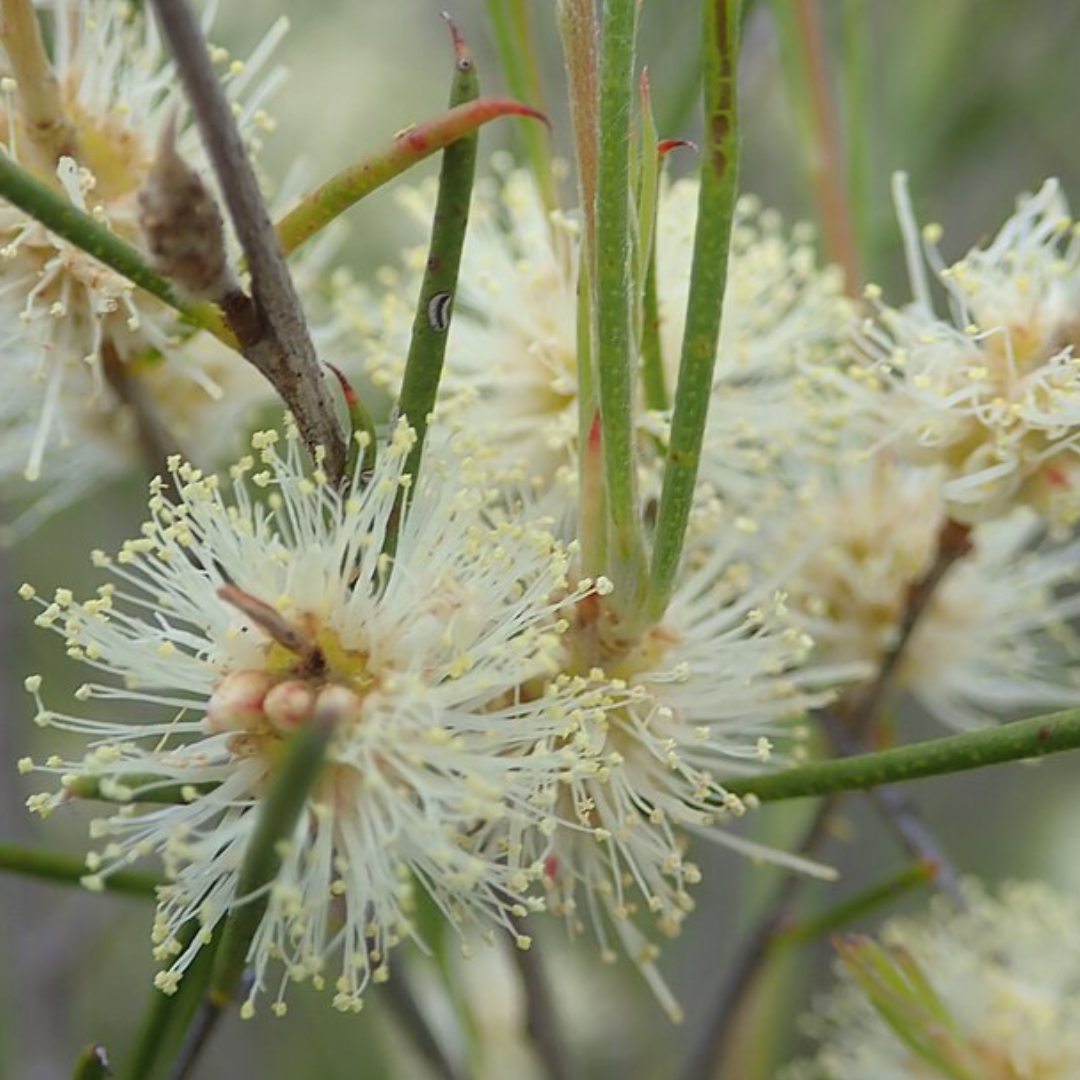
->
xmin=205 ymin=669 xmax=276 ymax=732
xmin=314 ymin=683 xmax=365 ymax=725
xmin=263 ymin=679 xmax=316 ymax=732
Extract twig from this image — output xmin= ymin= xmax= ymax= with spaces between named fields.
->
xmin=791 ymin=0 xmax=861 ymax=294
xmin=677 ymin=802 xmax=834 ymax=1080
xmin=507 ymin=924 xmax=573 ymax=1080
xmin=146 ymin=0 xmax=347 ymax=482
xmin=868 ymin=784 xmax=962 ymax=899
xmin=819 ymin=711 xmax=962 ymax=900
xmin=379 ymin=967 xmax=464 ymax=1080
xmin=162 ymin=997 xmax=226 ymax=1080
xmin=100 ymin=340 xmax=185 ymax=491
xmin=842 ymin=517 xmax=973 ymax=738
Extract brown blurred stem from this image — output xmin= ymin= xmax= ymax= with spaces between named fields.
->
xmin=146 ymin=0 xmax=347 ymax=483
xmin=101 ymin=341 xmax=184 ymax=492
xmin=842 ymin=518 xmax=973 ymax=739
xmin=818 ymin=711 xmax=962 ymax=899
xmin=380 ymin=967 xmax=464 ymax=1080
xmin=677 ymin=803 xmax=833 ymax=1080
xmin=507 ymin=922 xmax=573 ymax=1080
xmin=791 ymin=0 xmax=861 ymax=294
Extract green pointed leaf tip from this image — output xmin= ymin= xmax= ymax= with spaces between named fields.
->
xmin=836 ymin=937 xmax=982 ymax=1080
xmin=71 ymin=1045 xmax=111 ymax=1080
xmin=273 ymin=96 xmax=547 ymax=257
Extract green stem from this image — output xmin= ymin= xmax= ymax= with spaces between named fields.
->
xmin=0 ymin=841 xmax=159 ymax=896
xmin=207 ymin=711 xmax=336 ymax=1009
xmin=71 ymin=1045 xmax=111 ymax=1080
xmin=774 ymin=861 xmax=935 ymax=949
xmin=595 ymin=0 xmax=648 ymax=623
xmin=646 ymin=0 xmax=741 ymax=623
xmin=640 ymin=250 xmax=667 ymax=411
xmin=483 ymin=0 xmax=557 ymax=211
xmin=394 ymin=18 xmax=480 ymax=504
xmin=121 ymin=924 xmax=219 ymax=1080
xmin=0 ymin=151 xmax=232 ymax=343
xmin=274 ymin=97 xmax=545 ymax=257
xmin=723 ymin=708 xmax=1080 ymax=804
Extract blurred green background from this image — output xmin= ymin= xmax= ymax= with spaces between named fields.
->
xmin=3 ymin=1 xmax=1080 ymax=1078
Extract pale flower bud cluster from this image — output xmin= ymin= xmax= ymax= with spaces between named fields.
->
xmin=784 ymin=881 xmax=1080 ymax=1080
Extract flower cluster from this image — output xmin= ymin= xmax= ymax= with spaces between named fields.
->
xmin=363 ymin=162 xmax=854 ymax=512
xmin=849 ymin=175 xmax=1080 ymax=526
xmin=784 ymin=881 xmax=1080 ymax=1080
xmin=22 ymin=420 xmax=610 ymax=1012
xmin=0 ymin=0 xmax=291 ymax=533
xmin=12 ymin=0 xmax=1080 ymax=1047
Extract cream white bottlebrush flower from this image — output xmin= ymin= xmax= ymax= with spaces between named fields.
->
xmin=782 ymin=455 xmax=1080 ymax=730
xmin=20 ymin=420 xmax=603 ymax=1015
xmin=0 ymin=0 xmax=284 ymax=520
xmin=364 ymin=165 xmax=853 ymax=506
xmin=783 ymin=881 xmax=1080 ymax=1080
xmin=851 ymin=174 xmax=1080 ymax=526
xmin=536 ymin=531 xmax=848 ymax=1021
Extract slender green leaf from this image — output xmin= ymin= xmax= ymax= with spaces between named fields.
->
xmin=722 ymin=708 xmax=1080 ymax=803
xmin=274 ymin=97 xmax=545 ymax=257
xmin=595 ymin=0 xmax=648 ymax=620
xmin=647 ymin=0 xmax=741 ymax=621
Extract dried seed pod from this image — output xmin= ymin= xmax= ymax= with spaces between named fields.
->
xmin=138 ymin=112 xmax=236 ymax=301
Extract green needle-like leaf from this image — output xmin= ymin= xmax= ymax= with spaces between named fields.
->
xmin=647 ymin=0 xmax=741 ymax=623
xmin=394 ymin=17 xmax=481 ymax=511
xmin=273 ymin=96 xmax=544 ymax=257
xmin=722 ymin=708 xmax=1080 ymax=803
xmin=595 ymin=0 xmax=648 ymax=622
xmin=775 ymin=861 xmax=935 ymax=949
xmin=0 ymin=841 xmax=159 ymax=896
